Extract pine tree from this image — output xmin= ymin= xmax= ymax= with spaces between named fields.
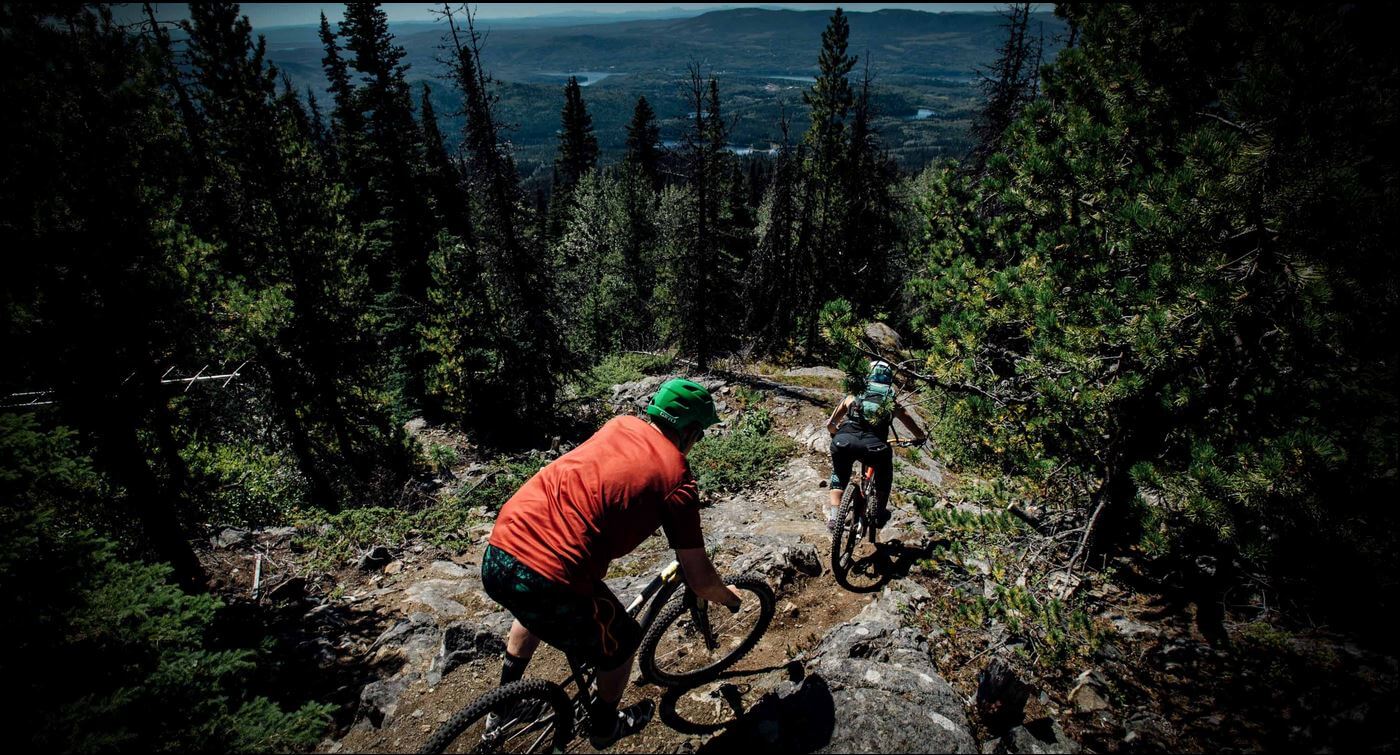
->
xmin=905 ymin=3 xmax=1400 ymax=623
xmin=437 ymin=4 xmax=572 ymax=439
xmin=554 ymin=76 xmax=599 ymax=193
xmin=546 ymin=76 xmax=600 ymax=242
xmin=181 ymin=1 xmax=413 ymax=509
xmin=305 ymin=86 xmax=329 ymax=151
xmin=1 ymin=5 xmax=210 ymax=585
xmin=745 ymin=113 xmax=806 ymax=348
xmin=419 ymin=232 xmax=492 ymax=425
xmin=280 ymin=75 xmax=314 ymax=141
xmin=625 ymin=95 xmax=663 ymax=189
xmin=791 ymin=8 xmax=861 ymax=349
xmin=420 ymin=82 xmax=471 ymax=240
xmin=746 ymin=7 xmax=905 ymax=354
xmin=317 ymin=11 xmax=359 ymax=172
xmin=969 ymin=3 xmax=1037 ymax=173
xmin=336 ymin=1 xmax=438 ymax=405
xmin=663 ymin=67 xmax=741 ymax=367
xmin=843 ymin=63 xmax=903 ymax=311
xmin=804 ymin=8 xmax=857 ymax=174
xmin=557 ymin=169 xmax=662 ymax=357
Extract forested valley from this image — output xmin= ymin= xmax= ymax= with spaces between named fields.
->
xmin=3 ymin=3 xmax=1397 ymax=752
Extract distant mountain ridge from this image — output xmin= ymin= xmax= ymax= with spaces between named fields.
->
xmin=405 ymin=7 xmax=1057 ymax=79
xmin=260 ymin=7 xmax=1065 ymax=172
xmin=266 ymin=7 xmax=1062 ymax=82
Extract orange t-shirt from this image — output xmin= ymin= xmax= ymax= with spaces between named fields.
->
xmin=488 ymin=415 xmax=704 ymax=593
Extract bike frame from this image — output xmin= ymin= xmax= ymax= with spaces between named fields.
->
xmin=856 ymin=464 xmax=877 ymax=543
xmin=848 ymin=439 xmax=920 ymax=546
xmin=427 ymin=559 xmax=768 ymax=754
xmin=557 ymin=560 xmax=690 ymax=719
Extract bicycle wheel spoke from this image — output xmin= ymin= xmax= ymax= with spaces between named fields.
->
xmin=498 ymin=712 xmax=554 ymax=746
xmin=650 ymin=592 xmax=765 ymax=676
xmin=499 ymin=719 xmax=553 ymax=754
xmin=425 ymin=682 xmax=569 ymax=755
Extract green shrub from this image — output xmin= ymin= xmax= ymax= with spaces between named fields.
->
xmin=2 ymin=512 xmax=333 ymax=753
xmin=917 ymin=478 xmax=1103 ymax=669
xmin=184 ymin=439 xmax=308 ymax=527
xmin=454 ymin=455 xmax=548 ymax=511
xmin=426 ymin=443 xmax=458 ymax=476
xmin=291 ymin=454 xmax=549 ymax=567
xmin=1 ymin=413 xmax=112 ymax=531
xmin=690 ymin=407 xmax=796 ymax=493
xmin=919 ymin=502 xmax=1027 ymax=537
xmin=573 ymin=351 xmax=675 ymax=401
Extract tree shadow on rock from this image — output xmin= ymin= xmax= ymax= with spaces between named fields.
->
xmin=836 ymin=537 xmax=932 ymax=594
xmin=1113 ymin=550 xmax=1232 ymax=648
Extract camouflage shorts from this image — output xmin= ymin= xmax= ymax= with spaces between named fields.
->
xmin=481 ymin=544 xmax=641 ymax=671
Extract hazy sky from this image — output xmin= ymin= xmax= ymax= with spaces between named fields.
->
xmin=134 ymin=3 xmax=1010 ymax=29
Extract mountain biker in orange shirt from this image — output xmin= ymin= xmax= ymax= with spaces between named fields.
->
xmin=481 ymin=378 xmax=742 ymax=749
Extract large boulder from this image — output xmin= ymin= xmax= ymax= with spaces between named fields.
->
xmin=357 ymin=672 xmax=418 ymax=729
xmin=610 ymin=375 xmax=670 ymax=413
xmin=790 ymin=422 xmax=829 ymax=453
xmin=862 ymin=322 xmax=905 ymax=354
xmin=401 ymin=581 xmax=467 ymax=617
xmin=805 ymin=582 xmax=975 ymax=753
xmin=707 ymin=581 xmax=977 ymax=753
xmin=357 ymin=545 xmax=394 ymax=570
xmin=730 ymin=538 xmax=823 ymax=585
xmin=609 ymin=373 xmax=729 ymax=414
xmin=210 ymin=527 xmax=249 ymax=549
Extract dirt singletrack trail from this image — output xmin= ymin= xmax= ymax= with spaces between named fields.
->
xmin=330 ymin=374 xmax=937 ymax=753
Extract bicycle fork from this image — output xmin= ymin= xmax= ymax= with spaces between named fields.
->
xmin=684 ymin=594 xmax=718 ymax=651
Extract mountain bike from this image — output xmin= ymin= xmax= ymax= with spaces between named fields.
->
xmin=420 ymin=561 xmax=775 ymax=753
xmin=830 ymin=438 xmax=925 ymax=588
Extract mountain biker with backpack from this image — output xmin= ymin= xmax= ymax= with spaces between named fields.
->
xmin=480 ymin=378 xmax=743 ymax=749
xmin=824 ymin=360 xmax=928 ymax=532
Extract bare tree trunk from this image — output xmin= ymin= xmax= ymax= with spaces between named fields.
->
xmin=93 ymin=406 xmax=205 ymax=590
xmin=1070 ymin=469 xmax=1112 ymax=573
xmin=264 ymin=355 xmax=340 ymax=512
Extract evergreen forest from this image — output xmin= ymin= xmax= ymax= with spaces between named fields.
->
xmin=3 ymin=3 xmax=1397 ymax=752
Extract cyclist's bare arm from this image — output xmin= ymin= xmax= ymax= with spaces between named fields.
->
xmin=826 ymin=396 xmax=854 ymax=435
xmin=676 ymin=547 xmax=742 ymax=608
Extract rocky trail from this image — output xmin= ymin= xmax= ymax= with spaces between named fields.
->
xmin=200 ymin=364 xmax=1398 ymax=754
xmin=287 ymin=368 xmax=978 ymax=754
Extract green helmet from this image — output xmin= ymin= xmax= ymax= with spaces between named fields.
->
xmin=645 ymin=378 xmax=721 ymax=431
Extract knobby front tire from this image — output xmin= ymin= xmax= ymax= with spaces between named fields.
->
xmin=864 ymin=475 xmax=882 ymax=545
xmin=831 ymin=480 xmax=864 ymax=587
xmin=636 ymin=574 xmax=776 ymax=687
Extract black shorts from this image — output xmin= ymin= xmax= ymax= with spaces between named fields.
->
xmin=830 ymin=431 xmax=894 ymax=508
xmin=481 ymin=545 xmax=642 ymax=671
